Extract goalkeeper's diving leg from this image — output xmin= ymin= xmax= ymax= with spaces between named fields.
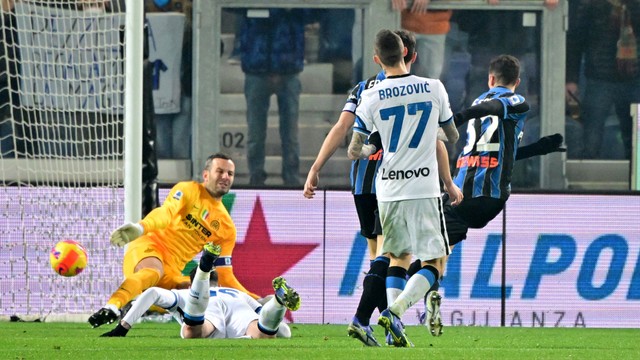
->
xmin=90 ymin=222 xmax=166 ymax=329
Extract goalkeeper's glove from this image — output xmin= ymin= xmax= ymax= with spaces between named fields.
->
xmin=110 ymin=222 xmax=144 ymax=247
xmin=516 ymin=133 xmax=566 ymax=161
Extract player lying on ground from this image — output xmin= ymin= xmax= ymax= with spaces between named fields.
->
xmin=100 ymin=243 xmax=300 ymax=339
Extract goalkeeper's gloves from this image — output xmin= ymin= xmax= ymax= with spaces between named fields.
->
xmin=516 ymin=133 xmax=566 ymax=161
xmin=110 ymin=222 xmax=144 ymax=247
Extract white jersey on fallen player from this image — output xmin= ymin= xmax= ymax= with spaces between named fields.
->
xmin=175 ymin=286 xmax=261 ymax=339
xmin=121 ymin=286 xmax=266 ymax=339
xmin=354 ymin=74 xmax=454 ymax=202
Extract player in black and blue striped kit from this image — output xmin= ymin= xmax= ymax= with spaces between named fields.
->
xmin=410 ymin=55 xmax=566 ymax=335
xmin=447 ymin=54 xmax=530 ymax=242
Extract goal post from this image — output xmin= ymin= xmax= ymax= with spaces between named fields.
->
xmin=0 ymin=0 xmax=142 ymax=321
xmin=124 ymin=0 xmax=143 ymax=223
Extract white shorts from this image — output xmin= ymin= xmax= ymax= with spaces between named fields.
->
xmin=379 ymin=197 xmax=449 ymax=261
xmin=178 ymin=291 xmax=260 ymax=339
xmin=203 ymin=296 xmax=259 ymax=339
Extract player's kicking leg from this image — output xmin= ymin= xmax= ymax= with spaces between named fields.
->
xmin=249 ymin=277 xmax=300 ymax=338
xmin=181 ymin=243 xmax=221 ymax=338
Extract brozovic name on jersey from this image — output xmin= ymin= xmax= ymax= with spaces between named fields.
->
xmin=378 ymin=82 xmax=431 ymax=100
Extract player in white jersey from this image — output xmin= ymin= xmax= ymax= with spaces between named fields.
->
xmin=348 ymin=29 xmax=459 ymax=347
xmin=100 ymin=243 xmax=300 ymax=339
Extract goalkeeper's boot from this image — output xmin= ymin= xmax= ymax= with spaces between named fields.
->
xmin=378 ymin=309 xmax=412 ymax=347
xmin=200 ymin=243 xmax=222 ymax=270
xmin=425 ymin=290 xmax=443 ymax=337
xmin=272 ymin=276 xmax=301 ymax=311
xmin=89 ymin=306 xmax=119 ymax=328
xmin=347 ymin=316 xmax=381 ymax=347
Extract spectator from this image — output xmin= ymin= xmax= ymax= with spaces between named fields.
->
xmin=391 ymin=0 xmax=452 ymax=79
xmin=566 ymin=0 xmax=640 ymax=160
xmin=238 ymin=8 xmax=313 ymax=186
xmin=146 ymin=0 xmax=192 ymax=160
xmin=315 ymin=8 xmax=355 ymax=93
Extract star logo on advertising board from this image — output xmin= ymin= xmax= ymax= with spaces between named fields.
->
xmin=233 ymin=197 xmax=318 ymax=322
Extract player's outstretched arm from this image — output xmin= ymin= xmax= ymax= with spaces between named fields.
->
xmin=516 ymin=133 xmax=566 ymax=160
xmin=304 ymin=112 xmax=356 ymax=199
xmin=453 ymin=98 xmax=530 ymax=127
xmin=109 ymin=222 xmax=144 ymax=247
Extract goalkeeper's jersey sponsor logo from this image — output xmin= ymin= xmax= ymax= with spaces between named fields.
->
xmin=184 ymin=213 xmax=212 ymax=237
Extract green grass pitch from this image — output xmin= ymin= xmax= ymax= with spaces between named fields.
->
xmin=2 ymin=322 xmax=639 ymax=359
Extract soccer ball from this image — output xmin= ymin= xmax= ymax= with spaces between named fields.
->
xmin=49 ymin=240 xmax=88 ymax=277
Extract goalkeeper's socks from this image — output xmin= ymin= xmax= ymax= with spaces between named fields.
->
xmin=108 ymin=268 xmax=161 ymax=309
xmin=257 ymin=297 xmax=286 ymax=335
xmin=355 ymin=256 xmax=389 ymax=325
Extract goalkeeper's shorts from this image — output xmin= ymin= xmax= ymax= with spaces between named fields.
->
xmin=123 ymin=237 xmax=190 ymax=289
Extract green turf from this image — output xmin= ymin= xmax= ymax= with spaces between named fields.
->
xmin=1 ymin=322 xmax=639 ymax=360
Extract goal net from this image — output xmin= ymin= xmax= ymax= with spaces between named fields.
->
xmin=0 ymin=0 xmax=127 ymax=321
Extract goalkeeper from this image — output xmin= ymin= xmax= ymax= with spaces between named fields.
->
xmin=89 ymin=153 xmax=259 ymax=329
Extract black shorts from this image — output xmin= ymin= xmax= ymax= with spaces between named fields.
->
xmin=444 ymin=196 xmax=506 ymax=246
xmin=353 ymin=194 xmax=382 ymax=239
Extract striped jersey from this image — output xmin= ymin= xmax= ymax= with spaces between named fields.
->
xmin=344 ymin=71 xmax=386 ymax=195
xmin=453 ymin=86 xmax=528 ymax=201
xmin=354 ymin=74 xmax=454 ymax=202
